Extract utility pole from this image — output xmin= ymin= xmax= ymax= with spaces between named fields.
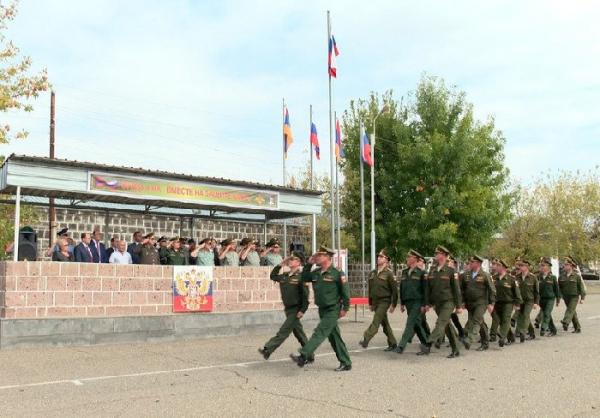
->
xmin=49 ymin=91 xmax=56 ymax=245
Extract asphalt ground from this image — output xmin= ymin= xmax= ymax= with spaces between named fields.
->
xmin=1 ymin=296 xmax=599 ymax=418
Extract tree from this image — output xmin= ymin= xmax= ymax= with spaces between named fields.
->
xmin=340 ymin=76 xmax=513 ymax=262
xmin=487 ymin=170 xmax=600 ymax=264
xmin=0 ymin=1 xmax=50 ymax=143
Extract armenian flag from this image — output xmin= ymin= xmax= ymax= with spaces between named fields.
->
xmin=310 ymin=122 xmax=320 ymax=160
xmin=335 ymin=118 xmax=344 ymax=161
xmin=360 ymin=125 xmax=372 ymax=166
xmin=283 ymin=106 xmax=293 ymax=158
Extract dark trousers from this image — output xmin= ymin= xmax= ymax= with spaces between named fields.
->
xmin=264 ymin=307 xmax=308 ymax=354
xmin=300 ymin=305 xmax=351 ymax=366
xmin=398 ymin=301 xmax=429 ymax=348
xmin=363 ymin=301 xmax=397 ymax=346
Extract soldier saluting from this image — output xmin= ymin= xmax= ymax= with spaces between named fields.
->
xmin=290 ymin=246 xmax=352 ymax=372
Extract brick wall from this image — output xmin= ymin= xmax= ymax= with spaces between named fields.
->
xmin=0 ymin=262 xmax=285 ymax=319
xmin=26 ymin=206 xmax=309 ymax=260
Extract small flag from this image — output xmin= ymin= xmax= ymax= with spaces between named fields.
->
xmin=360 ymin=125 xmax=372 ymax=166
xmin=283 ymin=106 xmax=293 ymax=158
xmin=310 ymin=122 xmax=320 ymax=160
xmin=335 ymin=118 xmax=344 ymax=161
xmin=328 ymin=35 xmax=339 ymax=78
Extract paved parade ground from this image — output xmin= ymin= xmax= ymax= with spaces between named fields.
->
xmin=1 ymin=295 xmax=599 ymax=418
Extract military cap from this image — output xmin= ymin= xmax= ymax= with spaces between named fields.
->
xmin=290 ymin=251 xmax=306 ymax=264
xmin=448 ymin=254 xmax=457 ymax=263
xmin=57 ymin=227 xmax=69 ymax=237
xmin=539 ymin=257 xmax=552 ymax=266
xmin=497 ymin=259 xmax=509 ymax=269
xmin=199 ymin=238 xmax=211 ymax=245
xmin=519 ymin=258 xmax=531 ymax=266
xmin=179 ymin=237 xmax=187 ymax=243
xmin=471 ymin=255 xmax=484 ymax=263
xmin=266 ymin=238 xmax=281 ymax=248
xmin=143 ymin=232 xmax=155 ymax=239
xmin=378 ymin=249 xmax=391 ymax=261
xmin=407 ymin=249 xmax=423 ymax=260
xmin=169 ymin=236 xmax=179 ymax=242
xmin=157 ymin=236 xmax=167 ymax=243
xmin=434 ymin=245 xmax=450 ymax=255
xmin=221 ymin=238 xmax=235 ymax=247
xmin=564 ymin=256 xmax=578 ymax=267
xmin=187 ymin=238 xmax=195 ymax=245
xmin=316 ymin=245 xmax=335 ymax=257
xmin=240 ymin=237 xmax=253 ymax=246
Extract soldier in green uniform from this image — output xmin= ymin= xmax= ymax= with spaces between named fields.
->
xmin=133 ymin=233 xmax=161 ymax=265
xmin=261 ymin=238 xmax=284 ymax=266
xmin=219 ymin=238 xmax=239 ymax=266
xmin=515 ymin=259 xmax=540 ymax=343
xmin=417 ymin=246 xmax=463 ymax=359
xmin=489 ymin=259 xmax=500 ymax=342
xmin=239 ymin=238 xmax=261 ymax=266
xmin=416 ymin=254 xmax=432 ymax=338
xmin=191 ymin=238 xmax=216 ymax=266
xmin=494 ymin=259 xmax=522 ymax=347
xmin=259 ymin=252 xmax=310 ymax=360
xmin=448 ymin=255 xmax=465 ymax=342
xmin=359 ymin=249 xmax=398 ymax=351
xmin=165 ymin=237 xmax=189 ymax=265
xmin=559 ymin=257 xmax=586 ymax=333
xmin=461 ymin=255 xmax=496 ymax=351
xmin=394 ymin=250 xmax=429 ymax=354
xmin=537 ymin=257 xmax=560 ymax=336
xmin=157 ymin=236 xmax=169 ymax=265
xmin=290 ymin=246 xmax=352 ymax=371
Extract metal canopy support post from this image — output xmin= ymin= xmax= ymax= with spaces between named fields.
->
xmin=13 ymin=186 xmax=21 ymax=261
xmin=104 ymin=209 xmax=110 ymax=246
xmin=263 ymin=216 xmax=268 ymax=247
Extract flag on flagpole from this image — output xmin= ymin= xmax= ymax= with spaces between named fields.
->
xmin=310 ymin=122 xmax=320 ymax=160
xmin=283 ymin=106 xmax=293 ymax=159
xmin=328 ymin=35 xmax=339 ymax=78
xmin=335 ymin=118 xmax=344 ymax=161
xmin=360 ymin=125 xmax=373 ymax=166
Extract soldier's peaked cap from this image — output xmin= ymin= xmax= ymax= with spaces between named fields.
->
xmin=539 ymin=257 xmax=552 ymax=266
xmin=407 ymin=249 xmax=423 ymax=260
xmin=316 ymin=245 xmax=335 ymax=256
xmin=378 ymin=249 xmax=391 ymax=260
xmin=471 ymin=255 xmax=484 ymax=263
xmin=434 ymin=245 xmax=450 ymax=255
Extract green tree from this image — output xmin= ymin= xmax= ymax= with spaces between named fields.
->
xmin=1 ymin=1 xmax=50 ymax=143
xmin=340 ymin=76 xmax=513 ymax=262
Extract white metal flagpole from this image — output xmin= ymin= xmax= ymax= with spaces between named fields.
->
xmin=327 ymin=10 xmax=336 ymax=251
xmin=310 ymin=104 xmax=317 ymax=254
xmin=359 ymin=124 xmax=366 ymax=295
xmin=370 ymin=119 xmax=376 ymax=269
xmin=282 ymin=98 xmax=288 ymax=257
xmin=335 ymin=111 xmax=342 ymax=267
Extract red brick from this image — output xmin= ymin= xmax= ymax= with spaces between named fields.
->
xmin=101 ymin=278 xmax=119 ymax=291
xmin=147 ymin=292 xmax=164 ymax=304
xmin=106 ymin=306 xmax=141 ymax=316
xmin=238 ymin=290 xmax=252 ymax=303
xmin=46 ymin=307 xmax=86 ymax=317
xmin=5 ymin=291 xmax=26 ymax=307
xmin=215 ymin=278 xmax=230 ymax=291
xmin=60 ymin=262 xmax=80 ymax=276
xmin=213 ymin=292 xmax=226 ymax=304
xmin=73 ymin=292 xmax=93 ymax=306
xmin=258 ymin=279 xmax=275 ymax=290
xmin=4 ymin=276 xmax=17 ymax=291
xmin=15 ymin=307 xmax=38 ymax=318
xmin=245 ymin=279 xmax=259 ymax=290
xmin=87 ymin=306 xmax=106 ymax=316
xmin=225 ymin=266 xmax=240 ymax=279
xmin=115 ymin=264 xmax=134 ymax=278
xmin=255 ymin=267 xmax=270 ymax=279
xmin=213 ymin=267 xmax=226 ymax=279
xmin=266 ymin=290 xmax=280 ymax=301
xmin=3 ymin=307 xmax=16 ymax=318
xmin=146 ymin=265 xmax=162 ymax=278
xmin=82 ymin=277 xmax=102 ymax=291
xmin=140 ymin=305 xmax=158 ymax=315
xmin=17 ymin=276 xmax=40 ymax=291
xmin=113 ymin=291 xmax=130 ymax=305
xmin=134 ymin=265 xmax=150 ymax=277
xmin=27 ymin=262 xmax=41 ymax=277
xmin=130 ymin=291 xmax=146 ymax=305
xmin=231 ymin=279 xmax=246 ymax=291
xmin=161 ymin=266 xmax=173 ymax=278
xmin=225 ymin=291 xmax=239 ymax=303
xmin=252 ymin=290 xmax=267 ymax=302
xmin=5 ymin=262 xmax=28 ymax=276
xmin=27 ymin=291 xmax=53 ymax=306
xmin=46 ymin=277 xmax=67 ymax=291
xmin=98 ymin=263 xmax=115 ymax=277
xmin=93 ymin=292 xmax=111 ymax=305
xmin=241 ymin=302 xmax=262 ymax=312
xmin=36 ymin=307 xmax=48 ymax=317
xmin=41 ymin=262 xmax=61 ymax=277
xmin=66 ymin=276 xmax=83 ymax=291
xmin=55 ymin=292 xmax=74 ymax=306
xmin=240 ymin=267 xmax=254 ymax=278
xmin=260 ymin=303 xmax=277 ymax=311
xmin=156 ymin=304 xmax=172 ymax=314
xmin=80 ymin=263 xmax=99 ymax=277
xmin=154 ymin=279 xmax=172 ymax=291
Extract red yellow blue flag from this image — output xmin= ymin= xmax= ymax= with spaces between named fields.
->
xmin=283 ymin=106 xmax=293 ymax=159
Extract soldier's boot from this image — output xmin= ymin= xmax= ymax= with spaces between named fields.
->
xmin=383 ymin=344 xmax=397 ymax=352
xmin=561 ymin=321 xmax=569 ymax=331
xmin=527 ymin=333 xmax=536 ymax=340
xmin=258 ymin=347 xmax=271 ymax=360
xmin=462 ymin=337 xmax=471 ymax=350
xmin=498 ymin=338 xmax=505 ymax=347
xmin=416 ymin=343 xmax=431 ymax=355
xmin=519 ymin=332 xmax=526 ymax=343
xmin=572 ymin=328 xmax=581 ymax=334
xmin=489 ymin=334 xmax=497 ymax=343
xmin=358 ymin=339 xmax=368 ymax=349
xmin=334 ymin=363 xmax=352 ymax=372
xmin=447 ymin=350 xmax=460 ymax=359
xmin=534 ymin=320 xmax=540 ymax=328
xmin=289 ymin=353 xmax=308 ymax=368
xmin=394 ymin=345 xmax=404 ymax=354
xmin=540 ymin=329 xmax=546 ymax=336
xmin=548 ymin=330 xmax=557 ymax=336
xmin=476 ymin=343 xmax=489 ymax=351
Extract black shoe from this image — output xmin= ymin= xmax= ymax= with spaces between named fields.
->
xmin=498 ymin=339 xmax=505 ymax=347
xmin=519 ymin=333 xmax=525 ymax=343
xmin=508 ymin=334 xmax=516 ymax=343
xmin=534 ymin=321 xmax=540 ymax=329
xmin=527 ymin=334 xmax=536 ymax=341
xmin=258 ymin=347 xmax=270 ymax=360
xmin=306 ymin=356 xmax=315 ymax=364
xmin=476 ymin=344 xmax=489 ymax=352
xmin=562 ymin=321 xmax=568 ymax=331
xmin=416 ymin=343 xmax=431 ymax=355
xmin=383 ymin=344 xmax=397 ymax=352
xmin=447 ymin=351 xmax=460 ymax=359
xmin=434 ymin=341 xmax=442 ymax=349
xmin=394 ymin=346 xmax=404 ymax=354
xmin=358 ymin=339 xmax=368 ymax=349
xmin=548 ymin=331 xmax=557 ymax=337
xmin=540 ymin=330 xmax=545 ymax=336
xmin=463 ymin=340 xmax=471 ymax=350
xmin=573 ymin=329 xmax=581 ymax=334
xmin=290 ymin=353 xmax=308 ymax=368
xmin=511 ymin=319 xmax=516 ymax=327
xmin=334 ymin=363 xmax=352 ymax=372
xmin=506 ymin=339 xmax=513 ymax=346
xmin=489 ymin=335 xmax=497 ymax=343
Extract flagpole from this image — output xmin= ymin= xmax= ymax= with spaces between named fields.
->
xmin=360 ymin=123 xmax=366 ymax=296
xmin=327 ymin=10 xmax=336 ymax=251
xmin=310 ymin=104 xmax=317 ymax=254
xmin=282 ymin=97 xmax=288 ymax=257
xmin=335 ymin=111 xmax=342 ymax=267
xmin=370 ymin=118 xmax=376 ymax=269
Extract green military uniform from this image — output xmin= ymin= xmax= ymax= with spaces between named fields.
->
xmin=137 ymin=244 xmax=161 ymax=265
xmin=165 ymin=248 xmax=189 ymax=265
xmin=420 ymin=246 xmax=462 ymax=358
xmin=297 ymin=248 xmax=351 ymax=369
xmin=195 ymin=249 xmax=215 ymax=266
xmin=516 ymin=266 xmax=539 ymax=341
xmin=559 ymin=259 xmax=586 ymax=332
xmin=262 ymin=252 xmax=283 ymax=267
xmin=242 ymin=250 xmax=261 ymax=266
xmin=489 ymin=272 xmax=500 ymax=341
xmin=461 ymin=260 xmax=496 ymax=350
xmin=538 ymin=260 xmax=560 ymax=336
xmin=360 ymin=259 xmax=398 ymax=349
xmin=158 ymin=246 xmax=169 ymax=265
xmin=260 ymin=261 xmax=309 ymax=358
xmin=396 ymin=262 xmax=429 ymax=352
xmin=222 ymin=251 xmax=240 ymax=266
xmin=494 ymin=266 xmax=522 ymax=346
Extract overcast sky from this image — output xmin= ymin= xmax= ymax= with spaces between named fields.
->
xmin=2 ymin=0 xmax=599 ymax=186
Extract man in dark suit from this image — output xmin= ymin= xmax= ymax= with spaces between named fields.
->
xmin=89 ymin=229 xmax=108 ymax=263
xmin=127 ymin=231 xmax=143 ymax=264
xmin=74 ymin=233 xmax=94 ymax=263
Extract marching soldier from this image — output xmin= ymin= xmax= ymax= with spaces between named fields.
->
xmin=515 ymin=259 xmax=540 ymax=343
xmin=559 ymin=256 xmax=586 ymax=333
xmin=538 ymin=257 xmax=560 ymax=336
xmin=417 ymin=246 xmax=463 ymax=359
xmin=494 ymin=259 xmax=522 ymax=347
xmin=259 ymin=252 xmax=310 ymax=360
xmin=448 ymin=255 xmax=465 ymax=342
xmin=239 ymin=238 xmax=261 ymax=266
xmin=219 ymin=238 xmax=239 ymax=266
xmin=359 ymin=249 xmax=398 ymax=351
xmin=489 ymin=259 xmax=500 ymax=342
xmin=461 ymin=255 xmax=496 ymax=351
xmin=290 ymin=246 xmax=352 ymax=371
xmin=394 ymin=250 xmax=429 ymax=354
xmin=261 ymin=238 xmax=284 ymax=266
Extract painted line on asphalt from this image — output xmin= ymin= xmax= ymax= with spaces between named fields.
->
xmin=587 ymin=315 xmax=600 ymax=320
xmin=0 ymin=345 xmax=386 ymax=391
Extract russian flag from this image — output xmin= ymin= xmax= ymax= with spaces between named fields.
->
xmin=360 ymin=124 xmax=372 ymax=166
xmin=283 ymin=106 xmax=293 ymax=158
xmin=335 ymin=118 xmax=344 ymax=161
xmin=310 ymin=122 xmax=320 ymax=160
xmin=328 ymin=35 xmax=339 ymax=78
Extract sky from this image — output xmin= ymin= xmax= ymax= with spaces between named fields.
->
xmin=2 ymin=0 xmax=599 ymax=187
